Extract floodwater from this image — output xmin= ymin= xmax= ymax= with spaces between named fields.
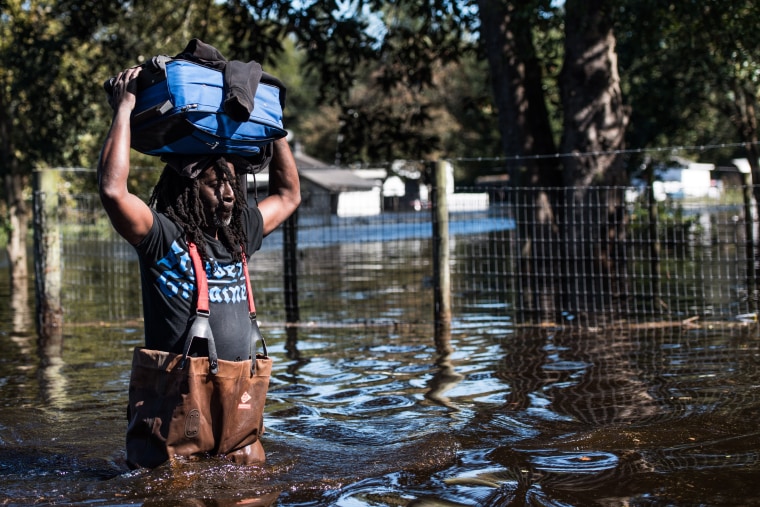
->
xmin=3 ymin=250 xmax=760 ymax=506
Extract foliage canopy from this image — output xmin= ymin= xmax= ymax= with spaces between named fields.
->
xmin=1 ymin=0 xmax=758 ymax=178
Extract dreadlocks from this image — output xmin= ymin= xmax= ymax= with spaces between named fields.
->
xmin=148 ymin=156 xmax=249 ymax=264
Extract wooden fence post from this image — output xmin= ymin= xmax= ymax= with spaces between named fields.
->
xmin=742 ymin=173 xmax=757 ymax=308
xmin=33 ymin=168 xmax=63 ymax=342
xmin=283 ymin=210 xmax=300 ymax=323
xmin=645 ymin=162 xmax=661 ymax=315
xmin=431 ymin=160 xmax=451 ymax=333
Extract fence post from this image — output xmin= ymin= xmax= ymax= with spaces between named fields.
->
xmin=431 ymin=160 xmax=451 ymax=332
xmin=33 ymin=168 xmax=63 ymax=342
xmin=742 ymin=174 xmax=757 ymax=308
xmin=283 ymin=210 xmax=300 ymax=323
xmin=645 ymin=162 xmax=661 ymax=316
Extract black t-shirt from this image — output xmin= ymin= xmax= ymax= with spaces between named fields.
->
xmin=134 ymin=207 xmax=264 ymax=360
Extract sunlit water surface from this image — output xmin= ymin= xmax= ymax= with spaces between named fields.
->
xmin=2 ymin=265 xmax=760 ymax=506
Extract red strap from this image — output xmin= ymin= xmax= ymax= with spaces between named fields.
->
xmin=188 ymin=242 xmax=209 ymax=313
xmin=187 ymin=241 xmax=256 ymax=315
xmin=241 ymin=252 xmax=257 ymax=315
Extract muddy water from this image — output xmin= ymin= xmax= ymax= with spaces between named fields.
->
xmin=2 ymin=271 xmax=760 ymax=505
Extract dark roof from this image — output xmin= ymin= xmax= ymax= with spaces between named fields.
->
xmin=299 ymin=168 xmax=379 ymax=192
xmin=250 ymin=147 xmax=377 ymax=192
xmin=293 ymin=148 xmax=378 ymax=192
xmin=294 ymin=151 xmax=329 ymax=169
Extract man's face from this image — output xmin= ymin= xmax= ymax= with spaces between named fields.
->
xmin=198 ymin=161 xmax=236 ymax=229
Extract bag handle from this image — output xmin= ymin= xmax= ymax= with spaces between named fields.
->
xmin=182 ymin=242 xmax=267 ymax=376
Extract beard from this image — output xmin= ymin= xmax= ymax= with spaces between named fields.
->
xmin=213 ymin=211 xmax=233 ymax=228
xmin=204 ymin=204 xmax=233 ymax=229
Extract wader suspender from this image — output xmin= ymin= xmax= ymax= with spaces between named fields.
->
xmin=180 ymin=242 xmax=267 ymax=376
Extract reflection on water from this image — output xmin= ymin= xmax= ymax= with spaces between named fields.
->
xmin=3 ymin=259 xmax=760 ymax=505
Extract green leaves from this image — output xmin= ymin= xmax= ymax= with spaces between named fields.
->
xmin=617 ymin=0 xmax=760 ymax=166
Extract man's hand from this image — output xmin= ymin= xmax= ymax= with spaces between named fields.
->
xmin=107 ymin=66 xmax=141 ymax=112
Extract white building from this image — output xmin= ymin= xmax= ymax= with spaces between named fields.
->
xmin=246 ymin=150 xmax=382 ymax=217
xmin=628 ymin=156 xmax=717 ymax=202
xmin=656 ymin=156 xmax=715 ymax=198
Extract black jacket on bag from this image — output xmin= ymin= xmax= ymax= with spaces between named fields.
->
xmin=176 ymin=38 xmax=264 ymax=122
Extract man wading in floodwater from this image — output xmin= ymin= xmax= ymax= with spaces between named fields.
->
xmin=98 ymin=65 xmax=300 ymax=468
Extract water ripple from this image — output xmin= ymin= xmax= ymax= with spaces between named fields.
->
xmin=350 ymin=395 xmax=416 ymax=413
xmin=529 ymin=450 xmax=620 ymax=473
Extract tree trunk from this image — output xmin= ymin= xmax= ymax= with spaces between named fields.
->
xmin=5 ymin=172 xmax=29 ymax=309
xmin=0 ymin=75 xmax=30 ymax=329
xmin=730 ymin=83 xmax=760 ymax=305
xmin=559 ymin=0 xmax=630 ymax=322
xmin=477 ymin=0 xmax=563 ymax=322
xmin=477 ymin=0 xmax=558 ymax=185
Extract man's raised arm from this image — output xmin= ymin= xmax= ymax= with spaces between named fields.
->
xmin=97 ymin=67 xmax=154 ymax=246
xmin=257 ymin=137 xmax=301 ymax=236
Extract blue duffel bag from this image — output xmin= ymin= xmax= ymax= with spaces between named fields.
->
xmin=106 ymin=40 xmax=287 ymax=159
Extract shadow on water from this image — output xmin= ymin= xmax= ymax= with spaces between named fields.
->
xmin=445 ymin=326 xmax=760 ymax=506
xmin=4 ymin=252 xmax=760 ymax=505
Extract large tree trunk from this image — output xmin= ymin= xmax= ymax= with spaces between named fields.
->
xmin=730 ymin=83 xmax=760 ymax=304
xmin=1 ymin=84 xmax=30 ymax=324
xmin=559 ymin=0 xmax=630 ymax=322
xmin=477 ymin=0 xmax=563 ymax=322
xmin=5 ymin=172 xmax=29 ymax=313
xmin=477 ymin=0 xmax=558 ymax=185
